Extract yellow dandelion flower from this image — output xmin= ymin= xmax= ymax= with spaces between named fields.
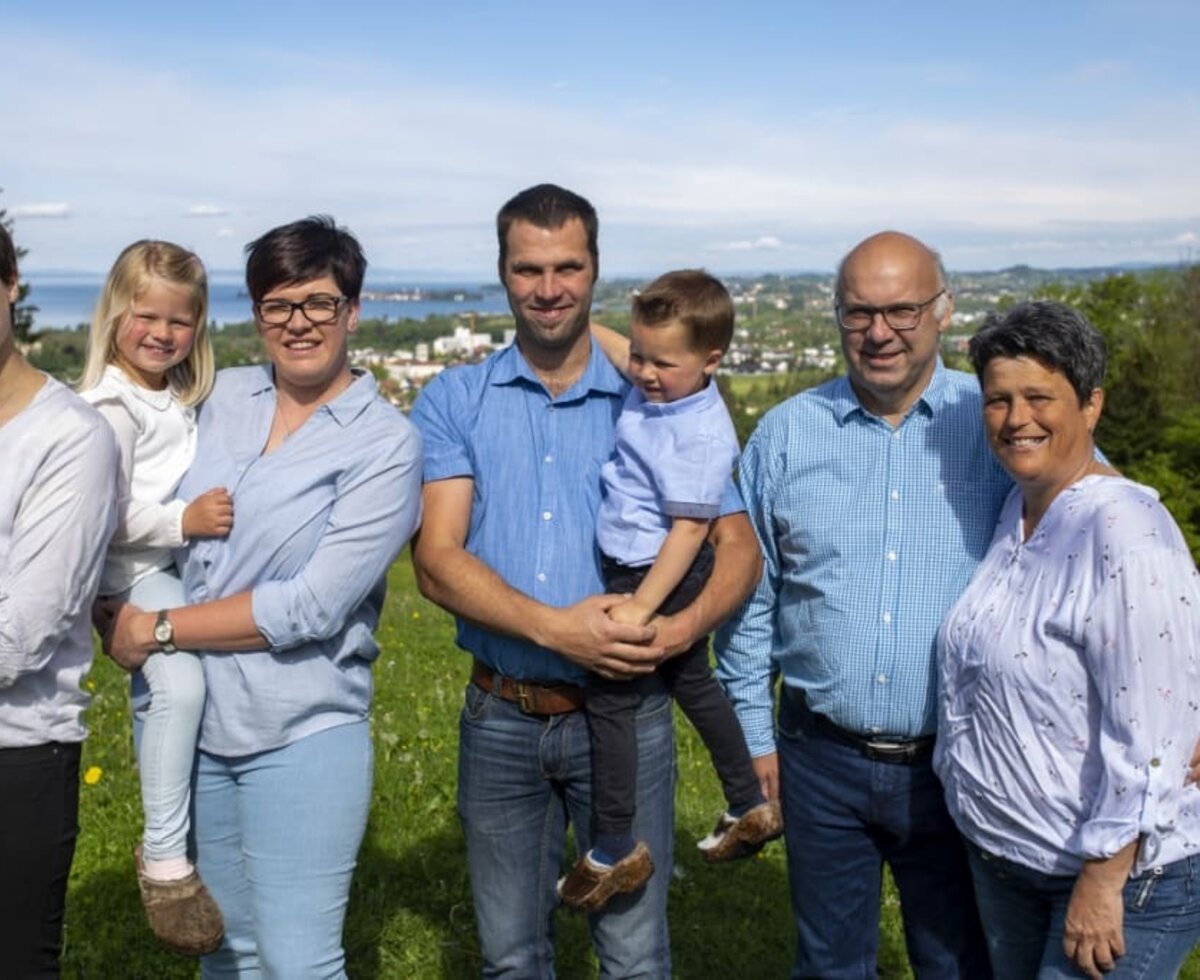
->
xmin=83 ymin=766 xmax=103 ymax=785
xmin=412 ymin=611 xmax=420 ymax=619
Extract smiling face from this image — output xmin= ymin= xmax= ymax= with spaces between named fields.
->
xmin=501 ymin=217 xmax=595 ymax=357
xmin=838 ymin=232 xmax=952 ymax=422
xmin=255 ymin=273 xmax=358 ymax=397
xmin=982 ymin=354 xmax=1103 ymax=502
xmin=628 ymin=318 xmax=720 ymax=403
xmin=113 ymin=277 xmax=198 ymax=389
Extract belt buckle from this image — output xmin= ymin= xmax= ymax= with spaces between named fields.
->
xmin=514 ymin=682 xmax=538 ymax=715
xmin=865 ymin=739 xmax=912 ymax=761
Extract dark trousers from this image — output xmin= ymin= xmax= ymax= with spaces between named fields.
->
xmin=588 ymin=543 xmax=762 ymax=837
xmin=0 ymin=741 xmax=82 ymax=979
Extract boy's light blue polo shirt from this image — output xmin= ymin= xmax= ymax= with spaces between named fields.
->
xmin=597 ymin=382 xmax=739 ymax=567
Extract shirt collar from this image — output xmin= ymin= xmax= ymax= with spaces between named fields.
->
xmin=832 ymin=358 xmax=949 ymax=425
xmin=103 ymin=364 xmax=176 ymax=411
xmin=633 ymin=378 xmax=721 ymax=416
xmin=248 ymin=365 xmax=378 ymax=427
xmin=488 ymin=338 xmax=626 ymax=400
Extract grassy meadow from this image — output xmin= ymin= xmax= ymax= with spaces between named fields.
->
xmin=62 ymin=555 xmax=1198 ymax=978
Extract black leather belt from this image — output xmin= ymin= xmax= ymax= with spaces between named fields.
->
xmin=788 ymin=688 xmax=934 ymax=764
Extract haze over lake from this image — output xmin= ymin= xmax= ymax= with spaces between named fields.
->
xmin=24 ymin=271 xmax=513 ymax=329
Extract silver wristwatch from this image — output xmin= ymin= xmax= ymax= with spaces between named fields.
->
xmin=153 ymin=610 xmax=177 ymax=654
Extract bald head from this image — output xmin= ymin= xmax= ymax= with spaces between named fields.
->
xmin=835 ymin=231 xmax=947 ymax=305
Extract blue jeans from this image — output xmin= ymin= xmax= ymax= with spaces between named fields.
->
xmin=967 ymin=842 xmax=1200 ymax=979
xmin=127 ymin=568 xmax=206 ymax=862
xmin=458 ymin=679 xmax=675 ymax=978
xmin=777 ymin=691 xmax=990 ymax=979
xmin=193 ymin=721 xmax=373 ymax=979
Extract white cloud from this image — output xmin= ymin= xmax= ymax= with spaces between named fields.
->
xmin=3 ymin=27 xmax=1199 ymax=273
xmin=10 ymin=202 xmax=70 ymax=218
xmin=711 ymin=235 xmax=785 ymax=252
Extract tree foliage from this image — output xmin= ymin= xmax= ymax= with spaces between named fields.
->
xmin=0 ymin=188 xmax=39 ymax=342
xmin=1037 ymin=267 xmax=1200 ymax=556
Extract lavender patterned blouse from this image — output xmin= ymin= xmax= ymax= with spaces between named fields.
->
xmin=935 ymin=475 xmax=1200 ymax=876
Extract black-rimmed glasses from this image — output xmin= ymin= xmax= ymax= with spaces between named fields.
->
xmin=255 ymin=294 xmax=348 ymax=326
xmin=836 ymin=288 xmax=946 ymax=333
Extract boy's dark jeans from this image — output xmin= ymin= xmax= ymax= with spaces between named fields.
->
xmin=588 ymin=542 xmax=762 ymax=837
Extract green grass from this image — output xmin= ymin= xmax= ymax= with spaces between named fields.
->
xmin=63 ymin=556 xmax=1196 ymax=977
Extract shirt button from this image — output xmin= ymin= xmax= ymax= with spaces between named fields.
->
xmin=887 ymin=551 xmax=897 ymax=562
xmin=890 ymin=489 xmax=900 ymax=501
xmin=876 ymin=673 xmax=888 ymax=684
xmin=544 ymin=454 xmax=553 ymax=463
xmin=1150 ymin=757 xmax=1162 ymax=768
xmin=881 ymin=611 xmax=892 ymax=624
xmin=542 ymin=511 xmax=552 ymax=521
xmin=892 ymin=430 xmax=902 ymax=440
xmin=536 ymin=572 xmax=547 ymax=583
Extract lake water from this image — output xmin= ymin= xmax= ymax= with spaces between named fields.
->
xmin=24 ymin=272 xmax=513 ymax=329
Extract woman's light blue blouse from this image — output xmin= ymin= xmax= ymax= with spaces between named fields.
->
xmin=177 ymin=366 xmax=422 ymax=756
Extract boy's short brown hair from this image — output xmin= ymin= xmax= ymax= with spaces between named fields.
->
xmin=632 ymin=269 xmax=734 ymax=353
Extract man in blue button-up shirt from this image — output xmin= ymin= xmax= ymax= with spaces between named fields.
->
xmin=717 ymin=231 xmax=1009 ymax=978
xmin=411 ymin=184 xmax=760 ymax=977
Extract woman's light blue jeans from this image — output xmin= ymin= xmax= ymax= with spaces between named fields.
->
xmin=127 ymin=568 xmax=205 ymax=862
xmin=194 ymin=720 xmax=373 ymax=979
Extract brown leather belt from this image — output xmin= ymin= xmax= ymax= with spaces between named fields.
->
xmin=471 ymin=661 xmax=585 ymax=716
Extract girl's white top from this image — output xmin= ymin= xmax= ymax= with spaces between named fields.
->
xmin=80 ymin=365 xmax=197 ymax=594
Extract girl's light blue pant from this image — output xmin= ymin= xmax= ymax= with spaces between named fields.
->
xmin=127 ymin=568 xmax=205 ymax=862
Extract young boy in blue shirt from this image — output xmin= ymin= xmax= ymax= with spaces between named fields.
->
xmin=558 ymin=269 xmax=781 ymax=913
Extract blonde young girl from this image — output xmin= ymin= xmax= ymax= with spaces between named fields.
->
xmin=80 ymin=241 xmax=228 ymax=955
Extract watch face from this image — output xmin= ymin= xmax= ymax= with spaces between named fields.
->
xmin=155 ymin=618 xmax=172 ymax=644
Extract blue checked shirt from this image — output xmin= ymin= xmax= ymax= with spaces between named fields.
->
xmin=715 ymin=362 xmax=1012 ymax=756
xmin=412 ymin=341 xmax=742 ymax=685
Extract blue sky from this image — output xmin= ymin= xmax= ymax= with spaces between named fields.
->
xmin=3 ymin=0 xmax=1198 ymax=276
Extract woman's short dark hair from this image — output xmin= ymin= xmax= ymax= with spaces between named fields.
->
xmin=245 ymin=215 xmax=366 ymax=302
xmin=969 ymin=300 xmax=1106 ymax=403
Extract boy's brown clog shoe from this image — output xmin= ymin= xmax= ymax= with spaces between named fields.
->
xmin=557 ymin=841 xmax=654 ymax=913
xmin=696 ymin=800 xmax=784 ymax=862
xmin=134 ymin=844 xmax=225 ymax=956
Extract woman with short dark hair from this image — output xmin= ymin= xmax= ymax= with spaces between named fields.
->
xmin=935 ymin=300 xmax=1200 ymax=978
xmin=103 ymin=216 xmax=422 ymax=976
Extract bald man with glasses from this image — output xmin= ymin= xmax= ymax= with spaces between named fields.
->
xmin=717 ymin=231 xmax=1004 ymax=978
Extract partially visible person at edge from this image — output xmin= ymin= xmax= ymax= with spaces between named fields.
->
xmin=935 ymin=300 xmax=1200 ymax=980
xmin=557 ymin=271 xmax=780 ymax=915
xmin=716 ymin=230 xmax=1001 ymax=978
xmin=0 ymin=221 xmax=119 ymax=977
xmin=410 ymin=184 xmax=761 ymax=977
xmin=101 ymin=216 xmax=423 ymax=977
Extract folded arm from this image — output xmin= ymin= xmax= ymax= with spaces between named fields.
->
xmin=411 ymin=476 xmax=661 ymax=679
